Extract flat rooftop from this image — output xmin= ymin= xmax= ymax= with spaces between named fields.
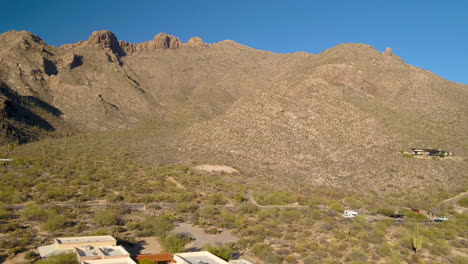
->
xmin=175 ymin=251 xmax=228 ymax=264
xmin=56 ymin=235 xmax=116 ymax=244
xmin=80 ymin=257 xmax=136 ymax=264
xmin=76 ymin=246 xmax=129 ymax=258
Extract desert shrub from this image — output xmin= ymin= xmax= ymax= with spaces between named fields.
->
xmin=205 ymin=227 xmax=218 ymax=234
xmin=21 ymin=204 xmax=48 ymax=221
xmin=0 ymin=220 xmax=20 ymax=232
xmin=285 ymin=255 xmax=297 ymax=263
xmin=43 ymin=214 xmax=67 ymax=231
xmin=0 ymin=186 xmax=23 ymax=203
xmin=207 ymin=193 xmax=227 ymax=205
xmin=328 ymin=201 xmax=344 ymax=212
xmin=140 ymin=215 xmax=174 ymax=237
xmin=279 ymin=209 xmax=302 ymax=224
xmin=251 ymin=243 xmax=283 ymax=264
xmin=24 ymin=250 xmax=38 ymax=260
xmin=239 ymin=202 xmax=258 ymax=214
xmin=346 ymin=249 xmax=368 ymax=262
xmin=175 ymin=202 xmax=198 ymax=213
xmin=35 ymin=252 xmax=78 ymax=264
xmin=403 ymin=210 xmax=428 ymax=221
xmin=449 ymin=255 xmax=468 ymax=264
xmin=256 ymin=191 xmax=295 ymax=205
xmin=219 ymin=211 xmax=246 ymax=229
xmin=203 ymin=244 xmax=234 ymax=260
xmin=0 ymin=204 xmax=11 ymax=219
xmin=457 ymin=197 xmax=468 ymax=207
xmin=94 ymin=210 xmax=121 ymax=226
xmin=160 ymin=235 xmax=190 ymax=253
xmin=428 ymin=239 xmax=451 ymax=256
xmin=377 ymin=242 xmax=392 ymax=257
xmin=303 ymin=255 xmax=322 ymax=264
xmin=126 ymin=221 xmax=141 ymax=231
xmin=344 ymin=196 xmax=364 ymax=208
xmin=44 ymin=187 xmax=74 ymax=201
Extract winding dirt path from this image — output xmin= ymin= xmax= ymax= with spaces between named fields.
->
xmin=440 ymin=191 xmax=468 ymax=214
xmin=440 ymin=191 xmax=468 ymax=207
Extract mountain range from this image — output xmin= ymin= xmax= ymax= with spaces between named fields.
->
xmin=0 ymin=30 xmax=466 ymax=197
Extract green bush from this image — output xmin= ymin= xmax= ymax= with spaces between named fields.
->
xmin=43 ymin=214 xmax=67 ymax=231
xmin=0 ymin=204 xmax=11 ymax=219
xmin=251 ymin=243 xmax=283 ymax=264
xmin=404 ymin=211 xmax=429 ymax=221
xmin=35 ymin=252 xmax=78 ymax=264
xmin=449 ymin=255 xmax=468 ymax=264
xmin=0 ymin=186 xmax=23 ymax=203
xmin=203 ymin=244 xmax=234 ymax=260
xmin=24 ymin=250 xmax=38 ymax=260
xmin=329 ymin=201 xmax=344 ymax=212
xmin=140 ymin=215 xmax=174 ymax=237
xmin=457 ymin=197 xmax=468 ymax=207
xmin=94 ymin=210 xmax=121 ymax=226
xmin=160 ymin=235 xmax=189 ymax=253
xmin=44 ymin=187 xmax=74 ymax=201
xmin=21 ymin=204 xmax=48 ymax=221
xmin=346 ymin=250 xmax=368 ymax=262
xmin=239 ymin=202 xmax=258 ymax=214
xmin=175 ymin=202 xmax=198 ymax=213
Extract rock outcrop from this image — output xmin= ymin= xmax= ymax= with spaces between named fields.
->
xmin=384 ymin=47 xmax=393 ymax=56
xmin=85 ymin=30 xmax=125 ymax=56
xmin=58 ymin=52 xmax=81 ymax=69
xmin=63 ymin=30 xmax=125 ymax=56
xmin=185 ymin=37 xmax=209 ymax=47
xmin=65 ymin=31 xmax=209 ymax=55
xmin=120 ymin=33 xmax=182 ymax=54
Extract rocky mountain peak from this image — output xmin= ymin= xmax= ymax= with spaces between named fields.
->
xmin=85 ymin=30 xmax=125 ymax=56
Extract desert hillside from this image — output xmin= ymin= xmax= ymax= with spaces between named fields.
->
xmin=0 ymin=30 xmax=467 ymax=197
xmin=1 ymin=29 xmax=468 ymax=264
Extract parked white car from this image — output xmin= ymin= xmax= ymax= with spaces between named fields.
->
xmin=434 ymin=216 xmax=448 ymax=222
xmin=343 ymin=210 xmax=358 ymax=218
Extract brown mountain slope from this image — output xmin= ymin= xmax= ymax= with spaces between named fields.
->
xmin=0 ymin=30 xmax=466 ymax=197
xmin=175 ymin=44 xmax=468 ymax=196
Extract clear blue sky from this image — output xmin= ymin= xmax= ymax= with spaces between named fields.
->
xmin=2 ymin=0 xmax=467 ymax=84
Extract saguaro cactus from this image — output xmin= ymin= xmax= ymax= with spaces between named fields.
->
xmin=411 ymin=223 xmax=423 ymax=253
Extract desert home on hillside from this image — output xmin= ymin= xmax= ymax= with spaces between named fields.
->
xmin=409 ymin=148 xmax=452 ymax=157
xmin=37 ymin=235 xmax=136 ymax=264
